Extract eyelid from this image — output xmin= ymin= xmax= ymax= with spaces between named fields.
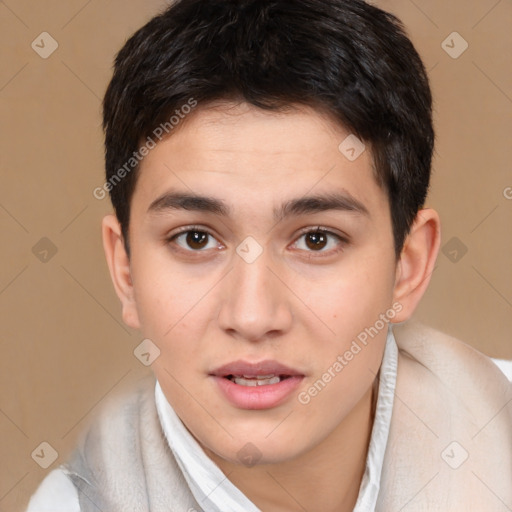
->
xmin=289 ymin=226 xmax=349 ymax=254
xmin=166 ymin=225 xmax=224 ymax=250
xmin=167 ymin=224 xmax=216 ymax=239
xmin=295 ymin=226 xmax=349 ymax=242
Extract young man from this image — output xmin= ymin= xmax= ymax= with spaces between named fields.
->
xmin=27 ymin=0 xmax=512 ymax=510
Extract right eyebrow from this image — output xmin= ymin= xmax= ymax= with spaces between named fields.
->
xmin=274 ymin=191 xmax=370 ymax=221
xmin=147 ymin=192 xmax=230 ymax=216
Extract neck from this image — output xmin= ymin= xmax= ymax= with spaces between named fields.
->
xmin=206 ymin=377 xmax=378 ymax=512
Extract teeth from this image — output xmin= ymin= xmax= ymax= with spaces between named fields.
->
xmin=232 ymin=375 xmax=281 ymax=386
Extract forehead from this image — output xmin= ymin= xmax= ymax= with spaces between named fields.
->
xmin=133 ymin=102 xmax=386 ymax=214
xmin=179 ymin=102 xmax=342 ymax=153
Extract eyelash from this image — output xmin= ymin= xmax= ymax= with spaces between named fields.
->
xmin=291 ymin=227 xmax=348 ymax=256
xmin=166 ymin=225 xmax=223 ymax=253
xmin=166 ymin=226 xmax=348 ymax=256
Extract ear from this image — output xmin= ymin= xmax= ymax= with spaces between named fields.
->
xmin=102 ymin=214 xmax=141 ymax=329
xmin=391 ymin=208 xmax=441 ymax=323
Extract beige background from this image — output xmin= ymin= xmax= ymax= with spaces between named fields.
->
xmin=1 ymin=0 xmax=511 ymax=510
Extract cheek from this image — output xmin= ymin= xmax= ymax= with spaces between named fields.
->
xmin=294 ymin=258 xmax=393 ymax=425
xmin=130 ymin=249 xmax=214 ymax=338
xmin=136 ymin=286 xmax=212 ymax=357
xmin=297 ymin=253 xmax=395 ymax=339
xmin=130 ymin=267 xmax=225 ymax=390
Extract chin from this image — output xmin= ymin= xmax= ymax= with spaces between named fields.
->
xmin=203 ymin=428 xmax=314 ymax=468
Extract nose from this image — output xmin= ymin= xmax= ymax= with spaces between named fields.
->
xmin=217 ymin=250 xmax=293 ymax=342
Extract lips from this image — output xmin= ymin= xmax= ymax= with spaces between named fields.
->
xmin=209 ymin=360 xmax=305 ymax=410
xmin=210 ymin=360 xmax=303 ymax=380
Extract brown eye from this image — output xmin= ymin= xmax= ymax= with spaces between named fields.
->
xmin=171 ymin=229 xmax=219 ymax=251
xmin=186 ymin=230 xmax=209 ymax=249
xmin=291 ymin=228 xmax=345 ymax=254
xmin=305 ymin=231 xmax=328 ymax=250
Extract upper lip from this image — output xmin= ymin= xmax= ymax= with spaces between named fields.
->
xmin=210 ymin=360 xmax=304 ymax=378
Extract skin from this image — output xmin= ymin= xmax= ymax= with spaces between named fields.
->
xmin=103 ymin=101 xmax=440 ymax=512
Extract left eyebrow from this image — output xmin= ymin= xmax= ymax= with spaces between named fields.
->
xmin=147 ymin=191 xmax=230 ymax=216
xmin=274 ymin=192 xmax=370 ymax=221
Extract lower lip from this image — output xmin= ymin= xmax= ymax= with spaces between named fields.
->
xmin=211 ymin=376 xmax=304 ymax=410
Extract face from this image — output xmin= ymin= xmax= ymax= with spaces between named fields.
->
xmin=122 ymin=102 xmax=400 ymax=465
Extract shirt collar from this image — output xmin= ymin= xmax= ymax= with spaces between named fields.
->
xmin=353 ymin=326 xmax=398 ymax=511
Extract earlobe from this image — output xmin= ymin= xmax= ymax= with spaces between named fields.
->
xmin=101 ymin=215 xmax=141 ymax=329
xmin=391 ymin=208 xmax=441 ymax=323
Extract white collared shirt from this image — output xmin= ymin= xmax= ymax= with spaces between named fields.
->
xmin=27 ymin=330 xmax=399 ymax=511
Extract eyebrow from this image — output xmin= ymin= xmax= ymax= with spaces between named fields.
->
xmin=148 ymin=192 xmax=230 ymax=216
xmin=147 ymin=191 xmax=369 ymax=219
xmin=276 ymin=192 xmax=369 ymax=220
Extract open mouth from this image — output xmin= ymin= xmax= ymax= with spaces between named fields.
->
xmin=212 ymin=363 xmax=304 ymax=409
xmin=210 ymin=360 xmax=304 ymax=409
xmin=224 ymin=374 xmax=291 ymax=386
